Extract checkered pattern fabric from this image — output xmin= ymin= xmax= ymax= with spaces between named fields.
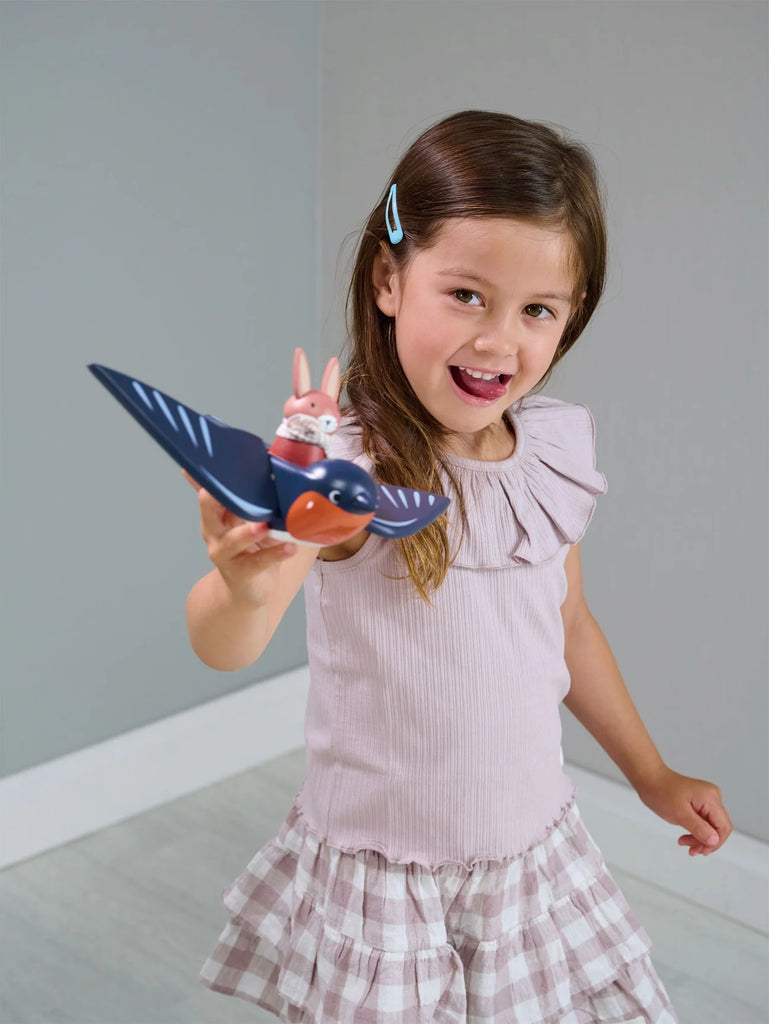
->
xmin=200 ymin=801 xmax=678 ymax=1022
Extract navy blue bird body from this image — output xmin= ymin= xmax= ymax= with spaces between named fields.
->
xmin=88 ymin=359 xmax=450 ymax=545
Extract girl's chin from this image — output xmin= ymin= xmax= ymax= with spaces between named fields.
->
xmin=430 ymin=403 xmax=510 ymax=441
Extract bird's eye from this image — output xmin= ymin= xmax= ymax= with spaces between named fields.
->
xmin=328 ymin=490 xmax=342 ymax=505
xmin=319 ymin=414 xmax=338 ymax=432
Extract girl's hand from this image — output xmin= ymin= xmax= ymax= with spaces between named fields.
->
xmin=635 ymin=766 xmax=733 ymax=856
xmin=183 ymin=470 xmax=297 ymax=607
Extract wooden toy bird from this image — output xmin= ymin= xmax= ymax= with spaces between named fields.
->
xmin=88 ymin=349 xmax=449 ymax=546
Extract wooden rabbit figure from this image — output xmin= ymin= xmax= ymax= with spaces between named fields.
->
xmin=268 ymin=348 xmax=342 ymax=467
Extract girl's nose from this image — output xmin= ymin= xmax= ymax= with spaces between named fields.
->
xmin=472 ymin=322 xmax=520 ymax=372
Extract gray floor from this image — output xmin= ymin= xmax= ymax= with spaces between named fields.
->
xmin=1 ymin=747 xmax=767 ymax=1024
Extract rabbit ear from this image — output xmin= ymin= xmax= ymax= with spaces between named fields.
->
xmin=321 ymin=357 xmax=341 ymax=402
xmin=293 ymin=348 xmax=312 ymax=397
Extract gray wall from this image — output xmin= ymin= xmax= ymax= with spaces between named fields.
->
xmin=1 ymin=2 xmax=319 ymax=775
xmin=320 ymin=0 xmax=768 ymax=842
xmin=2 ymin=1 xmax=766 ymax=845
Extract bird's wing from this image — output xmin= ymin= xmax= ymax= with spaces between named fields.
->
xmin=88 ymin=364 xmax=277 ymax=521
xmin=367 ymin=484 xmax=450 ymax=538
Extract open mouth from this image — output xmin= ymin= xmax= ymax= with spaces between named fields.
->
xmin=450 ymin=366 xmax=512 ymax=401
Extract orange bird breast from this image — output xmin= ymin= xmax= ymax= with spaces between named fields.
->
xmin=285 ymin=492 xmax=375 ymax=546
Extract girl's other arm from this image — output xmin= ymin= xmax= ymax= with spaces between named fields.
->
xmin=560 ymin=544 xmax=733 ymax=856
xmin=185 ymin=475 xmax=319 ymax=671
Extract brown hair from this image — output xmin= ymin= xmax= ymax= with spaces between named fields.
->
xmin=343 ymin=110 xmax=607 ymax=601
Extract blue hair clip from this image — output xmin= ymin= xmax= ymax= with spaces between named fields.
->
xmin=385 ymin=183 xmax=403 ymax=244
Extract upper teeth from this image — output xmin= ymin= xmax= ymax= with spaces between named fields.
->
xmin=459 ymin=366 xmax=499 ymax=381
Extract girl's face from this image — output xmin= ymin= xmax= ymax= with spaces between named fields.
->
xmin=373 ymin=217 xmax=577 ymax=458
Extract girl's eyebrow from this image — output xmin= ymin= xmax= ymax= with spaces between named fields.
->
xmin=436 ymin=267 xmax=571 ymax=303
xmin=436 ymin=268 xmax=494 ymax=288
xmin=531 ymin=292 xmax=572 ymax=304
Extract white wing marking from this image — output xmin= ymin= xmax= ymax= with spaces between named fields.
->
xmin=199 ymin=416 xmax=213 ymax=457
xmin=380 ymin=485 xmax=399 ymax=508
xmin=152 ymin=390 xmax=178 ymax=431
xmin=132 ymin=381 xmax=153 ymax=410
xmin=178 ymin=405 xmax=197 ymax=446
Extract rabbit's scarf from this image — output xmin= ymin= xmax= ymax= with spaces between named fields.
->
xmin=276 ymin=414 xmax=335 ymax=458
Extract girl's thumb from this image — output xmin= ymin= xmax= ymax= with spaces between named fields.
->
xmin=684 ymin=810 xmax=719 ymax=846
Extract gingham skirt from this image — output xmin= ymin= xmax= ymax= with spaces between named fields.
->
xmin=200 ymin=800 xmax=678 ymax=1023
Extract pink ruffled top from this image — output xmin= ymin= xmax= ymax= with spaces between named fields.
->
xmin=299 ymin=395 xmax=608 ymax=868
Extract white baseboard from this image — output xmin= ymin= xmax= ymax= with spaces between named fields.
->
xmin=1 ymin=667 xmax=766 ymax=935
xmin=0 ymin=666 xmax=310 ymax=871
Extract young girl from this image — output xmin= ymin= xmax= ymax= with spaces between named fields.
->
xmin=191 ymin=110 xmax=732 ymax=1023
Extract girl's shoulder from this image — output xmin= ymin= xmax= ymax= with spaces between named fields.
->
xmin=513 ymin=394 xmax=602 ymax=458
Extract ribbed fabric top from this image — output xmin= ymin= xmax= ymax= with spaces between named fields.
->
xmin=299 ymin=395 xmax=608 ymax=868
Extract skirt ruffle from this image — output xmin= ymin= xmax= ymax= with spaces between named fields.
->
xmin=200 ymin=800 xmax=678 ymax=1023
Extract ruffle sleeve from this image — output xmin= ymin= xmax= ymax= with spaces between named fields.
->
xmin=445 ymin=395 xmax=608 ymax=568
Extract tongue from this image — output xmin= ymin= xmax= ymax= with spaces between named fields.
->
xmin=452 ymin=366 xmax=507 ymax=400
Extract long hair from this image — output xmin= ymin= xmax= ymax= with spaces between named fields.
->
xmin=343 ymin=110 xmax=607 ymax=601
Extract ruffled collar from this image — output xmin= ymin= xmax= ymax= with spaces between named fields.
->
xmin=441 ymin=395 xmax=607 ymax=567
xmin=440 ymin=403 xmax=526 ymax=474
xmin=332 ymin=396 xmax=607 ymax=568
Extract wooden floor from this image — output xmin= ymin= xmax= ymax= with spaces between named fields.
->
xmin=1 ymin=747 xmax=767 ymax=1024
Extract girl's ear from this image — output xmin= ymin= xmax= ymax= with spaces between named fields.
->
xmin=372 ymin=244 xmax=399 ymax=317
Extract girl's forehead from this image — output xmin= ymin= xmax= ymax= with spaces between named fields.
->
xmin=415 ymin=217 xmax=576 ymax=288
xmin=431 ymin=216 xmax=569 ymax=254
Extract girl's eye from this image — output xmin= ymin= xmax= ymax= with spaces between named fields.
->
xmin=524 ymin=303 xmax=555 ymax=320
xmin=453 ymin=289 xmax=483 ymax=306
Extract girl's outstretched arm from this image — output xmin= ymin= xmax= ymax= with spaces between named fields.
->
xmin=184 ymin=473 xmax=319 ymax=671
xmin=560 ymin=544 xmax=733 ymax=856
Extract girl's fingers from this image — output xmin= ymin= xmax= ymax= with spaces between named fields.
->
xmin=242 ymin=538 xmax=297 ymax=561
xmin=183 ymin=470 xmax=244 ymax=538
xmin=182 ymin=470 xmax=229 ymax=538
xmin=678 ymin=834 xmax=707 ymax=856
xmin=213 ymin=520 xmax=295 ymax=563
xmin=181 ymin=469 xmax=202 ymax=491
xmin=708 ymin=801 xmax=734 ymax=838
xmin=182 ymin=468 xmax=296 ymax=565
xmin=216 ymin=520 xmax=271 ymax=557
xmin=678 ymin=805 xmax=732 ymax=855
xmin=688 ymin=794 xmax=733 ymax=853
xmin=677 ymin=806 xmax=715 ymax=847
xmin=197 ymin=488 xmax=245 ymax=539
